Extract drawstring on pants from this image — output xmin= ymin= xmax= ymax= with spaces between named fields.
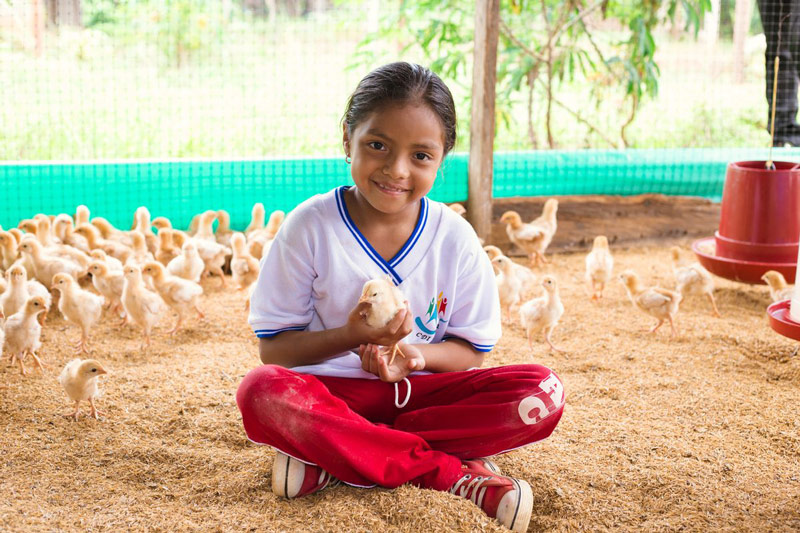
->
xmin=394 ymin=377 xmax=411 ymax=409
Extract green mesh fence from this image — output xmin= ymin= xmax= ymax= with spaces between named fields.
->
xmin=3 ymin=147 xmax=799 ymax=231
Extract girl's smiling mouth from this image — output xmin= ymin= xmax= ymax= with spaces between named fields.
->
xmin=373 ymin=180 xmax=410 ymax=195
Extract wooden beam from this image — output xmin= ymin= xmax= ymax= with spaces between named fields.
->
xmin=467 ymin=0 xmax=500 ymax=242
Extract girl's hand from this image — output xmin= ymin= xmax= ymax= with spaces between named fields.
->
xmin=346 ymin=301 xmax=413 ymax=347
xmin=359 ymin=342 xmax=426 ymax=383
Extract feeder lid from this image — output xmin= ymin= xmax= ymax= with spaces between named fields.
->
xmin=692 ymin=237 xmax=797 ymax=284
xmin=767 ymin=300 xmax=800 ymax=342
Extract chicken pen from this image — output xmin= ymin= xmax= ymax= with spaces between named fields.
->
xmin=2 ymin=0 xmax=800 ymax=532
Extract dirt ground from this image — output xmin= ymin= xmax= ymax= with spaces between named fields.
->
xmin=1 ymin=197 xmax=799 ymax=532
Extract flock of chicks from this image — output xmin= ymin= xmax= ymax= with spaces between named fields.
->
xmin=0 ymin=203 xmax=283 ymax=420
xmin=452 ymin=199 xmax=794 ymax=353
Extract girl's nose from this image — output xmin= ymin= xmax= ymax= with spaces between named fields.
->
xmin=383 ymin=155 xmax=410 ymax=180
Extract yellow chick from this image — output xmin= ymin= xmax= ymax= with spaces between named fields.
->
xmin=51 ymin=273 xmax=104 ymax=354
xmin=155 ymin=229 xmax=179 ymax=266
xmin=231 ymin=233 xmax=260 ymax=290
xmin=141 ymin=262 xmax=204 ymax=335
xmin=128 ymin=232 xmax=155 ymax=265
xmin=187 ymin=214 xmax=200 ymax=236
xmin=244 ymin=203 xmax=266 ymax=236
xmin=52 ymin=214 xmax=90 ymax=252
xmin=193 ymin=210 xmax=218 ymax=242
xmin=151 ymin=216 xmax=173 ymax=231
xmin=190 ymin=237 xmax=230 ymax=287
xmin=121 ymin=264 xmax=164 ymax=348
xmin=74 ymin=223 xmax=133 ymax=264
xmin=483 ymin=245 xmax=503 ymax=260
xmin=133 ymin=206 xmax=158 ymax=254
xmin=215 ymin=209 xmax=234 ymax=248
xmin=74 ymin=205 xmax=90 ymax=227
xmin=87 ymin=261 xmax=125 ymax=320
xmin=247 ymin=210 xmax=285 ymax=260
xmin=58 ymin=358 xmax=108 ymax=421
xmin=89 ymin=249 xmax=124 ymax=272
xmin=585 ymin=236 xmax=614 ymax=300
xmin=619 ymin=270 xmax=681 ymax=336
xmin=448 ymin=203 xmax=467 ymax=217
xmin=761 ymin=270 xmax=794 ymax=303
xmin=500 ymin=199 xmax=558 ymax=267
xmin=3 ymin=296 xmax=48 ymax=375
xmin=519 ymin=276 xmax=565 ymax=353
xmin=1 ymin=264 xmax=51 ymax=320
xmin=91 ymin=217 xmax=133 ymax=247
xmin=492 ymin=255 xmax=523 ymax=319
xmin=0 ymin=230 xmax=19 ymax=270
xmin=264 ymin=210 xmax=285 ymax=239
xmin=486 ymin=246 xmax=537 ymax=295
xmin=358 ymin=277 xmax=407 ymax=365
xmin=670 ymin=246 xmax=720 ymax=317
xmin=18 ymin=238 xmax=85 ymax=286
xmin=167 ymin=241 xmax=205 ymax=283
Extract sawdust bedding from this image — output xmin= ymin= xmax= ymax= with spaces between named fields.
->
xmin=1 ymin=239 xmax=798 ymax=532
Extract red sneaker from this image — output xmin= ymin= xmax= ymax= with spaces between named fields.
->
xmin=464 ymin=457 xmax=502 ymax=475
xmin=449 ymin=463 xmax=533 ymax=532
xmin=271 ymin=451 xmax=340 ymax=498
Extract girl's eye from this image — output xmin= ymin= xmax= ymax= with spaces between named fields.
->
xmin=367 ymin=141 xmax=385 ymax=150
xmin=414 ymin=152 xmax=432 ymax=161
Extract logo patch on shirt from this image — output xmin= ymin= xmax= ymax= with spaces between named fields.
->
xmin=415 ymin=291 xmax=448 ymax=336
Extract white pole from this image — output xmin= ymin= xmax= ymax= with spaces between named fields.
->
xmin=791 ymin=243 xmax=800 ymax=322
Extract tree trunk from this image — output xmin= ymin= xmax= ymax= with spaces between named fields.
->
xmin=732 ymin=0 xmax=752 ymax=83
xmin=45 ymin=0 xmax=82 ymax=27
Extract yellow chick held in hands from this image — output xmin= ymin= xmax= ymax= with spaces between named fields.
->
xmin=358 ymin=277 xmax=407 ymax=365
xmin=519 ymin=276 xmax=565 ymax=353
xmin=619 ymin=270 xmax=681 ymax=337
xmin=670 ymin=246 xmax=720 ymax=317
xmin=761 ymin=270 xmax=794 ymax=302
xmin=51 ymin=273 xmax=104 ymax=354
xmin=585 ymin=235 xmax=614 ymax=300
xmin=58 ymin=358 xmax=108 ymax=421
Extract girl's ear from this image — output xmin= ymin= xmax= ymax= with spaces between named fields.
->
xmin=342 ymin=124 xmax=350 ymax=156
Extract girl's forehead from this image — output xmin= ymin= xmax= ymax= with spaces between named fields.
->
xmin=355 ymin=103 xmax=445 ymax=145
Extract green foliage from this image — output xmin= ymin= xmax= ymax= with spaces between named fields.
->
xmin=353 ymin=0 xmax=711 ymax=148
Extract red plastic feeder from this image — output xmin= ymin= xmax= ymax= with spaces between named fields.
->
xmin=693 ymin=160 xmax=800 ymax=284
xmin=767 ymin=300 xmax=800 ymax=342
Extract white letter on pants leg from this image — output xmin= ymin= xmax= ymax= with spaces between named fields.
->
xmin=518 ymin=396 xmax=550 ymax=425
xmin=539 ymin=374 xmax=564 ymax=408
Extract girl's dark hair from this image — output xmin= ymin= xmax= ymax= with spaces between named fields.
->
xmin=342 ymin=62 xmax=457 ymax=156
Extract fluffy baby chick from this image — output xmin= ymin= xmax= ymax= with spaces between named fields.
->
xmin=448 ymin=203 xmax=466 ymax=217
xmin=3 ymin=296 xmax=48 ymax=374
xmin=75 ymin=205 xmax=90 ymax=227
xmin=167 ymin=241 xmax=205 ymax=283
xmin=519 ymin=276 xmax=565 ymax=353
xmin=58 ymin=358 xmax=108 ymax=421
xmin=244 ymin=203 xmax=266 ymax=236
xmin=670 ymin=246 xmax=720 ymax=317
xmin=585 ymin=235 xmax=614 ymax=300
xmin=141 ymin=261 xmax=204 ymax=335
xmin=492 ymin=255 xmax=523 ymax=319
xmin=0 ymin=230 xmax=19 ymax=270
xmin=91 ymin=217 xmax=133 ymax=247
xmin=230 ymin=233 xmax=260 ymax=290
xmin=122 ymin=265 xmax=164 ymax=348
xmin=215 ymin=209 xmax=234 ymax=248
xmin=133 ymin=206 xmax=158 ymax=254
xmin=194 ymin=210 xmax=218 ymax=242
xmin=486 ymin=246 xmax=537 ymax=295
xmin=128 ymin=232 xmax=155 ymax=265
xmin=500 ymin=199 xmax=559 ymax=267
xmin=190 ymin=237 xmax=230 ymax=287
xmin=358 ymin=277 xmax=407 ymax=365
xmin=18 ymin=238 xmax=85 ymax=286
xmin=51 ymin=273 xmax=104 ymax=354
xmin=88 ymin=260 xmax=125 ymax=319
xmin=761 ymin=270 xmax=794 ymax=303
xmin=53 ymin=214 xmax=90 ymax=252
xmin=89 ymin=249 xmax=124 ymax=272
xmin=155 ymin=229 xmax=179 ymax=266
xmin=74 ymin=223 xmax=133 ymax=264
xmin=619 ymin=270 xmax=681 ymax=336
xmin=1 ymin=264 xmax=51 ymax=320
xmin=484 ymin=245 xmax=502 ymax=260
xmin=247 ymin=210 xmax=285 ymax=260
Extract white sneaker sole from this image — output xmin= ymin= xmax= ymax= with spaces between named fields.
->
xmin=271 ymin=451 xmax=304 ymax=498
xmin=496 ymin=478 xmax=533 ymax=532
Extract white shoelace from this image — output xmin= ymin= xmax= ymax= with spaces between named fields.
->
xmin=394 ymin=377 xmax=411 ymax=408
xmin=449 ymin=473 xmax=492 ymax=508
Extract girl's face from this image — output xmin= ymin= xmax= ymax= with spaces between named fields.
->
xmin=344 ymin=103 xmax=445 ymax=216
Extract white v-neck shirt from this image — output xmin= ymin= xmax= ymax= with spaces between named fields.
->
xmin=248 ymin=186 xmax=501 ymax=379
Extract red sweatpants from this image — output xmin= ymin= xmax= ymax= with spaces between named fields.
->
xmin=236 ymin=364 xmax=564 ymax=492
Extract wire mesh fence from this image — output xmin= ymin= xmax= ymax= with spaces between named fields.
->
xmin=2 ymin=0 xmax=799 ymax=226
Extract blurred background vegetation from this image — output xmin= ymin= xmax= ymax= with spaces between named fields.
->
xmin=0 ymin=0 xmax=774 ymax=160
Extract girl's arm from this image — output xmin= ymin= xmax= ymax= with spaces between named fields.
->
xmin=359 ymin=338 xmax=484 ymax=383
xmin=414 ymin=338 xmax=484 ymax=372
xmin=259 ymin=302 xmax=413 ymax=367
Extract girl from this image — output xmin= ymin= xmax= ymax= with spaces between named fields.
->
xmin=236 ymin=62 xmax=564 ymax=532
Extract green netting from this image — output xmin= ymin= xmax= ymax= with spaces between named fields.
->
xmin=2 ymin=147 xmax=800 ymax=231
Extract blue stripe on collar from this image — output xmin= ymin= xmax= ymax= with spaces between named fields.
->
xmin=335 ymin=187 xmax=403 ymax=285
xmin=389 ymin=197 xmax=428 ymax=268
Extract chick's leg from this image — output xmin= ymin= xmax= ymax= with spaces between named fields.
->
xmin=706 ymin=292 xmax=721 ymax=318
xmin=650 ymin=319 xmax=665 ymax=334
xmin=16 ymin=353 xmax=27 ymax=375
xmin=668 ymin=315 xmax=679 ymax=337
xmin=386 ymin=344 xmax=406 ymax=366
xmin=167 ymin=313 xmax=183 ymax=336
xmin=63 ymin=400 xmax=81 ymax=421
xmin=211 ymin=266 xmax=226 ymax=287
xmin=29 ymin=351 xmax=47 ymax=373
xmin=88 ymin=397 xmax=105 ymax=419
xmin=544 ymin=326 xmax=563 ymax=353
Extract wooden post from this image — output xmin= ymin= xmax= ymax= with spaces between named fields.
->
xmin=467 ymin=0 xmax=500 ymax=242
xmin=732 ymin=0 xmax=752 ymax=84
